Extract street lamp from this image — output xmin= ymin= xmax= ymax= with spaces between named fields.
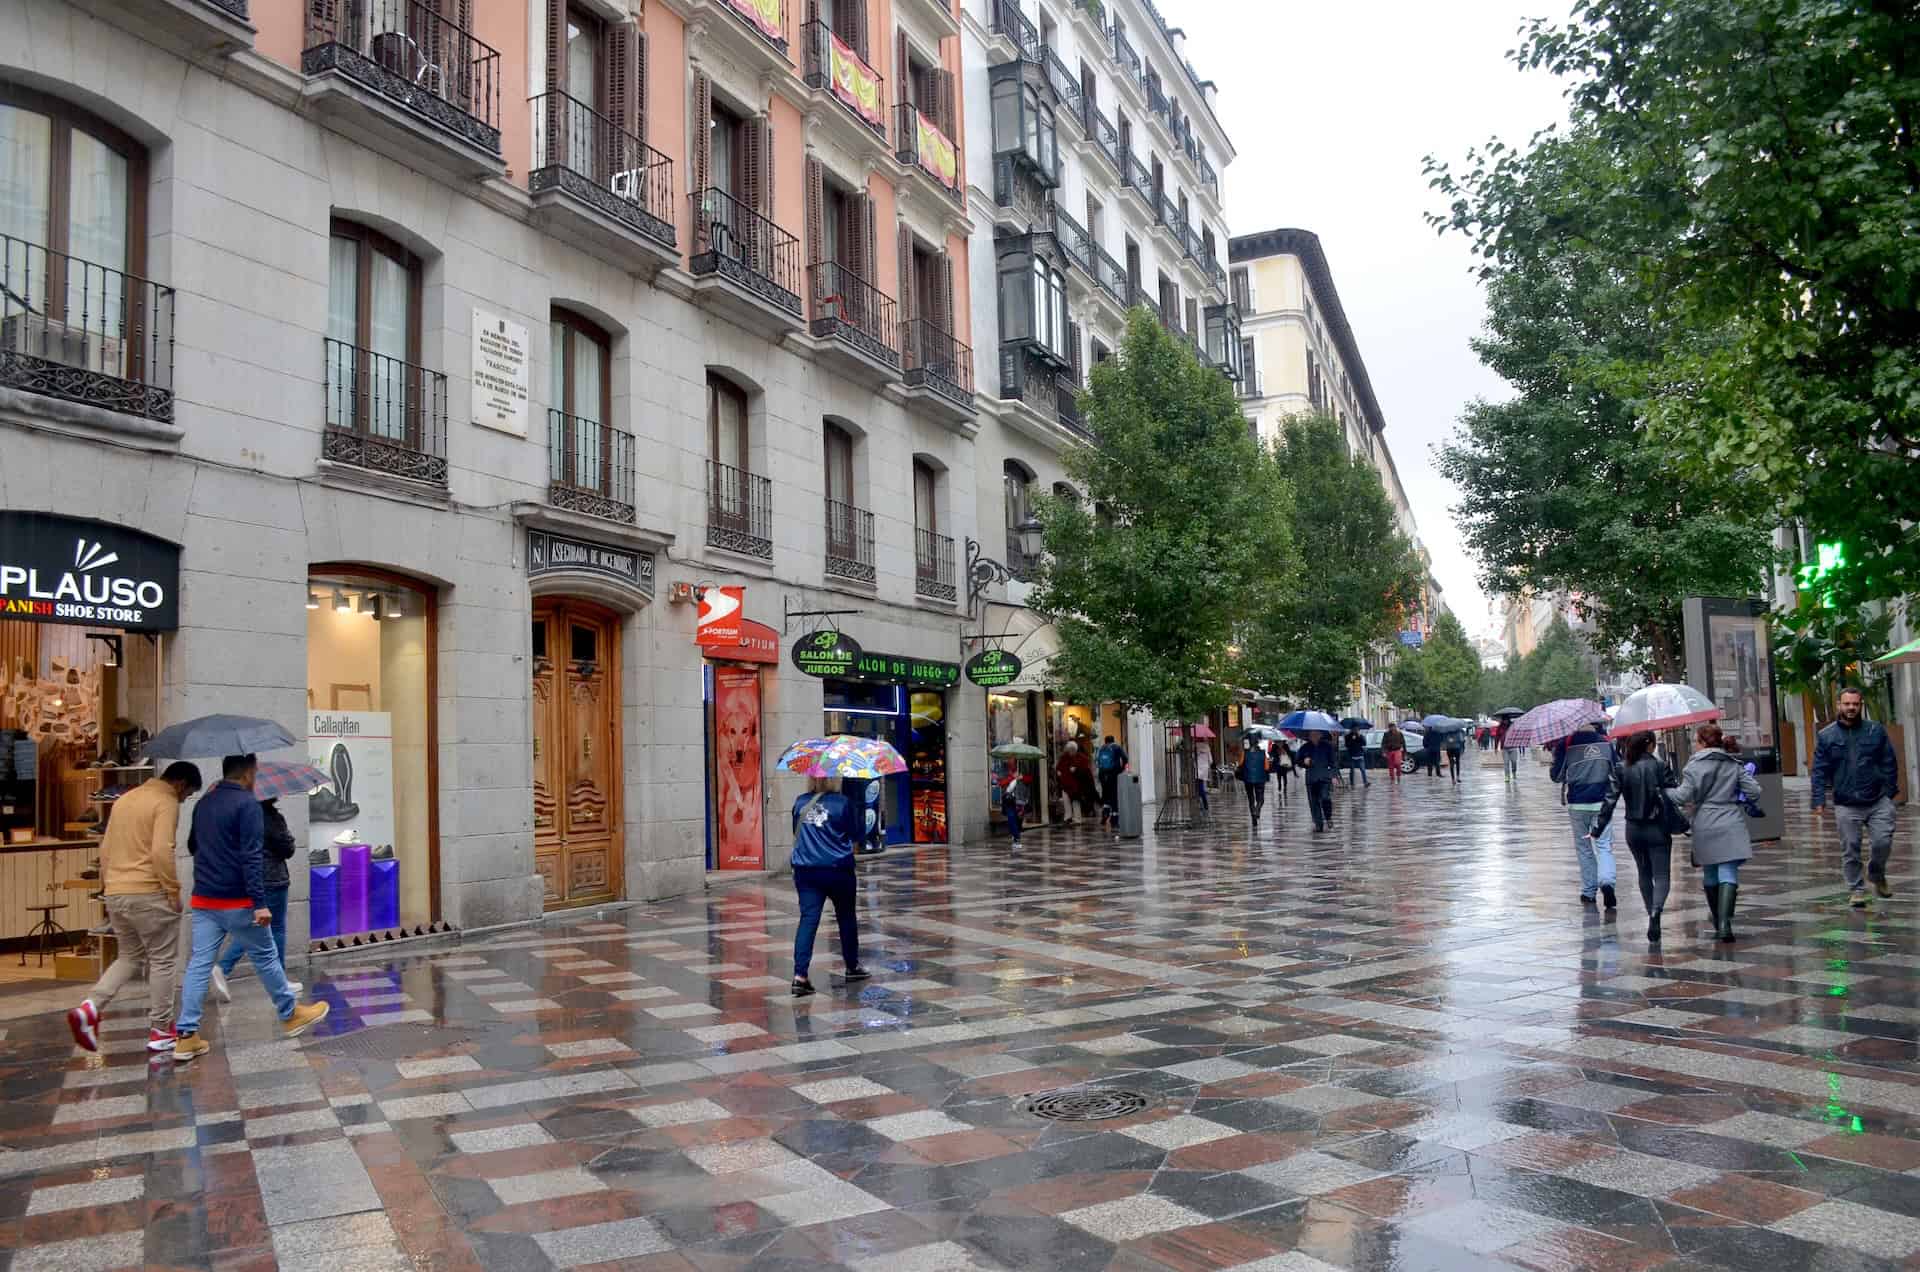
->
xmin=965 ymin=517 xmax=1045 ymax=619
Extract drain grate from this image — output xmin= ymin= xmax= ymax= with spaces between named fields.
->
xmin=304 ymin=1024 xmax=474 ymax=1061
xmin=1025 ymin=1086 xmax=1152 ymax=1122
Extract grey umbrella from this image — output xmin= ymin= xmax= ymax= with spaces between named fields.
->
xmin=143 ymin=714 xmax=298 ymax=759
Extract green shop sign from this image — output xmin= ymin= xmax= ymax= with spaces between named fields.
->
xmin=792 ymin=629 xmax=861 ymax=678
xmin=851 ymin=651 xmax=961 ymax=690
xmin=965 ymin=649 xmax=1023 ymax=688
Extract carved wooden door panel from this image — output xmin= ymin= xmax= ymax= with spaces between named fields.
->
xmin=531 ymin=601 xmax=621 ymax=909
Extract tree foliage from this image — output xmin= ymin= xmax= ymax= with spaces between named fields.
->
xmin=1029 ymin=310 xmax=1295 ymax=726
xmin=1386 ymin=611 xmax=1483 ymax=719
xmin=1234 ymin=415 xmax=1424 ymax=710
xmin=1479 ymin=616 xmax=1600 ymax=714
xmin=1427 ymin=0 xmax=1920 ymax=610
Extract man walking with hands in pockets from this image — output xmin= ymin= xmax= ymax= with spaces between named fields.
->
xmin=1813 ymin=686 xmax=1901 ymax=908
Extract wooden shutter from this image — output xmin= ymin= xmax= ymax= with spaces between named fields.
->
xmin=544 ymin=0 xmax=564 ymax=96
xmin=937 ymin=250 xmax=955 ymax=333
xmin=742 ymin=115 xmax=764 ymax=213
xmin=845 ymin=0 xmax=868 ymax=60
xmin=862 ymin=192 xmax=877 ymax=283
xmin=805 ymin=155 xmax=825 ymax=267
xmin=897 ymin=224 xmax=915 ymax=322
xmin=757 ymin=116 xmax=775 ymax=218
xmin=1069 ymin=321 xmax=1083 ymax=387
xmin=691 ymin=71 xmax=712 ymax=195
xmin=933 ymin=68 xmax=956 ymax=135
xmin=897 ymin=30 xmax=911 ymax=106
xmin=607 ymin=25 xmax=642 ymax=143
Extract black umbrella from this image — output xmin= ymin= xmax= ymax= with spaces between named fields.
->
xmin=1492 ymin=707 xmax=1526 ymax=718
xmin=1339 ymin=717 xmax=1372 ymax=730
xmin=143 ymin=714 xmax=298 ymax=759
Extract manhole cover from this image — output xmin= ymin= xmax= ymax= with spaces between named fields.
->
xmin=1025 ymin=1087 xmax=1152 ymax=1122
xmin=305 ymin=1025 xmax=473 ymax=1061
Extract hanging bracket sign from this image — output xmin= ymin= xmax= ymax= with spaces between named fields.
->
xmin=0 ymin=512 xmax=180 ymax=632
xmin=792 ymin=629 xmax=861 ymax=678
xmin=965 ymin=649 xmax=1023 ymax=688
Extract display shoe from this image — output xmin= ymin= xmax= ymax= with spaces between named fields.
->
xmin=306 ymin=786 xmax=359 ymax=824
xmin=172 ymin=1034 xmax=210 ymax=1063
xmin=66 ymin=999 xmax=100 ymax=1053
xmin=1714 ymin=883 xmax=1738 ymax=943
xmin=309 ymin=845 xmax=332 ymax=866
xmin=281 ymin=1000 xmax=330 ymax=1039
xmin=371 ymin=844 xmax=395 ymax=860
xmin=210 ymin=965 xmax=231 ymax=1003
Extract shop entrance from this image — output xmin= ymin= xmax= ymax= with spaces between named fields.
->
xmin=531 ymin=599 xmax=622 ymax=908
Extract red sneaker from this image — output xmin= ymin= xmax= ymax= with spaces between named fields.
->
xmin=66 ymin=999 xmax=100 ymax=1053
xmin=147 ymin=1026 xmax=178 ymax=1052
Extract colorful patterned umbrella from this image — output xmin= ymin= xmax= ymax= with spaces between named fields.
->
xmin=776 ymin=734 xmax=908 ymax=779
xmin=253 ymin=760 xmax=332 ymax=801
xmin=1502 ymin=698 xmax=1609 ymax=748
xmin=1609 ymin=683 xmax=1721 ymax=738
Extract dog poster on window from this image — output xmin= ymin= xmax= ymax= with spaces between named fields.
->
xmin=712 ymin=669 xmax=764 ymax=870
xmin=307 ymin=711 xmax=395 ymax=865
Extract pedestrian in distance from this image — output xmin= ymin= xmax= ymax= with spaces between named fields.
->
xmin=1551 ymin=716 xmax=1619 ymax=911
xmin=1001 ymin=766 xmax=1030 ymax=848
xmin=1095 ymin=734 xmax=1129 ymax=831
xmin=1591 ymin=732 xmax=1681 ymax=943
xmin=1299 ymin=730 xmax=1338 ymax=832
xmin=1420 ymin=727 xmax=1443 ymax=778
xmin=207 ymin=794 xmax=301 ymax=1004
xmin=1270 ymin=738 xmax=1295 ymax=804
xmin=1342 ymin=726 xmax=1371 ymax=788
xmin=1670 ymin=724 xmax=1763 ymax=942
xmin=787 ymin=775 xmax=870 ymax=995
xmin=1381 ymin=723 xmax=1406 ymax=785
xmin=172 ymin=755 xmax=329 ymax=1063
xmin=1496 ymin=718 xmax=1520 ymax=782
xmin=1811 ymin=686 xmax=1901 ymax=908
xmin=1444 ymin=728 xmax=1466 ymax=785
xmin=1237 ymin=737 xmax=1269 ymax=828
xmin=66 ymin=761 xmax=203 ymax=1055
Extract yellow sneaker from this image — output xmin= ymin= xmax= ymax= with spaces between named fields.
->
xmin=281 ymin=1000 xmax=330 ymax=1039
xmin=172 ymin=1033 xmax=210 ymax=1063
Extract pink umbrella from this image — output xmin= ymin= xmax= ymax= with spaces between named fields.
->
xmin=1502 ymin=699 xmax=1609 ymax=748
xmin=1169 ymin=723 xmax=1217 ymax=738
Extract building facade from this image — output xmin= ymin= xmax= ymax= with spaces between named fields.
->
xmin=0 ymin=0 xmax=996 ymax=956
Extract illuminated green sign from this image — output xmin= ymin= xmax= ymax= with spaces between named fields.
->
xmin=1797 ymin=540 xmax=1847 ymax=605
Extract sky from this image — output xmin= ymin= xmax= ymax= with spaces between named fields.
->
xmin=1173 ymin=1 xmax=1571 ymax=641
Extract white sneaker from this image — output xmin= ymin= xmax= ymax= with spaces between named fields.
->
xmin=210 ymin=965 xmax=231 ymax=1002
xmin=284 ymin=980 xmax=304 ymax=995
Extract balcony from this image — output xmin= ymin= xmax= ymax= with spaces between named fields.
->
xmin=687 ymin=189 xmax=804 ymax=336
xmin=1091 ymin=243 xmax=1130 ymax=309
xmin=802 ymin=21 xmax=889 ymax=151
xmin=915 ymin=528 xmax=957 ymax=603
xmin=809 ymin=261 xmax=901 ymax=385
xmin=824 ymin=499 xmax=876 ymax=586
xmin=894 ymin=104 xmax=964 ymax=211
xmin=898 ymin=0 xmax=961 ymax=39
xmin=93 ymin=0 xmax=253 ymax=56
xmin=322 ymin=337 xmax=449 ymax=487
xmin=547 ymin=410 xmax=636 ymax=524
xmin=1199 ymin=153 xmax=1220 ymax=201
xmin=1051 ymin=204 xmax=1092 ymax=276
xmin=0 ymin=235 xmax=175 ymax=427
xmin=1120 ymin=150 xmax=1154 ymax=209
xmin=988 ymin=0 xmax=1040 ymax=62
xmin=1081 ymin=101 xmax=1123 ymax=177
xmin=301 ymin=0 xmax=504 ymax=178
xmin=1044 ymin=47 xmax=1082 ymax=121
xmin=999 ymin=344 xmax=1089 ymax=445
xmin=528 ymin=92 xmax=676 ymax=274
xmin=707 ymin=460 xmax=772 ymax=559
xmin=992 ymin=154 xmax=1054 ymax=230
xmin=1111 ymin=28 xmax=1145 ymax=96
xmin=900 ymin=318 xmax=976 ymax=427
xmin=656 ymin=0 xmax=790 ymax=78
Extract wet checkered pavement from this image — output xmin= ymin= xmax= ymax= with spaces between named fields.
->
xmin=4 ymin=762 xmax=1920 ymax=1271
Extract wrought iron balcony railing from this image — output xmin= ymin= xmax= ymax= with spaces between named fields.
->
xmin=547 ymin=409 xmax=636 ymax=523
xmin=1050 ymin=203 xmax=1092 ymax=275
xmin=809 ymin=260 xmax=901 ymax=370
xmin=915 ymin=527 xmax=956 ymax=602
xmin=1044 ymin=47 xmax=1081 ymax=117
xmin=1111 ymin=28 xmax=1143 ymax=88
xmin=322 ymin=336 xmax=449 ymax=485
xmin=1199 ymin=153 xmax=1220 ymax=199
xmin=688 ymin=187 xmax=803 ymax=317
xmin=708 ymin=459 xmax=772 ymax=558
xmin=1146 ymin=77 xmax=1170 ymax=124
xmin=1083 ymin=101 xmax=1122 ymax=175
xmin=302 ymin=0 xmax=501 ymax=154
xmin=824 ymin=498 xmax=876 ymax=585
xmin=0 ymin=234 xmax=174 ymax=422
xmin=717 ymin=0 xmax=787 ymax=55
xmin=989 ymin=0 xmax=1039 ymax=60
xmin=901 ymin=317 xmax=974 ymax=410
xmin=1000 ymin=343 xmax=1089 ymax=439
xmin=801 ymin=20 xmax=888 ymax=140
xmin=1091 ymin=242 xmax=1129 ymax=306
xmin=1123 ymin=150 xmax=1154 ymax=202
xmin=529 ymin=91 xmax=675 ymax=251
xmin=894 ymin=103 xmax=964 ymax=207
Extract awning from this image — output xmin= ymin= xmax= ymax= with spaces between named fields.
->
xmin=1874 ymin=635 xmax=1920 ymax=668
xmin=977 ymin=604 xmax=1060 ymax=694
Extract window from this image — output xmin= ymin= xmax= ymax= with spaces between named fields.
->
xmin=707 ymin=372 xmax=749 ymax=473
xmin=997 ymin=244 xmax=1070 ymax=363
xmin=913 ymin=460 xmax=937 ymax=533
xmin=1080 ymin=61 xmax=1097 ymax=109
xmin=990 ymin=73 xmax=1057 ymax=179
xmin=1124 ymin=238 xmax=1141 ymax=292
xmin=1178 ymin=191 xmax=1190 ymax=229
xmin=1185 ymin=297 xmax=1199 ymax=338
xmin=1230 ymin=267 xmax=1251 ymax=312
xmin=550 ymin=309 xmax=610 ymax=491
xmin=823 ymin=421 xmax=854 ymax=509
xmin=710 ymin=98 xmax=745 ymax=199
xmin=1085 ymin=195 xmax=1103 ymax=247
xmin=1158 ymin=273 xmax=1178 ymax=326
xmin=565 ymin=6 xmax=603 ymax=106
xmin=1150 ymin=155 xmax=1164 ymax=199
xmin=1202 ymin=227 xmax=1217 ymax=265
xmin=1092 ymin=339 xmax=1111 ymax=365
xmin=327 ymin=220 xmax=422 ymax=440
xmin=1003 ymin=460 xmax=1034 ymax=571
xmin=1239 ymin=336 xmax=1256 ymax=389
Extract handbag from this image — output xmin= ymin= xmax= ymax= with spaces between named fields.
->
xmin=1658 ymin=790 xmax=1692 ymax=836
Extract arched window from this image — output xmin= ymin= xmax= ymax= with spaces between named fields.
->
xmin=327 ymin=219 xmax=423 ymax=441
xmin=823 ymin=421 xmax=855 ymax=509
xmin=913 ymin=459 xmax=937 ymax=534
xmin=1003 ymin=460 xmax=1034 ymax=576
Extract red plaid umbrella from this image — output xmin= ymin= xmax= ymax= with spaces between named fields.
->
xmin=1502 ymin=699 xmax=1609 ymax=748
xmin=253 ymin=760 xmax=332 ymax=801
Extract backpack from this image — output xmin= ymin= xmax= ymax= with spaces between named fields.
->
xmin=1096 ymin=743 xmax=1122 ymax=773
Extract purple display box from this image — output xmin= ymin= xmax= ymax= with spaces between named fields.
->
xmin=369 ymin=858 xmax=399 ymax=930
xmin=337 ymin=843 xmax=371 ymax=935
xmin=309 ymin=864 xmax=340 ymax=940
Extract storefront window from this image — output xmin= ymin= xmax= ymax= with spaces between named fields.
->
xmin=986 ymin=690 xmax=1036 ymax=829
xmin=824 ymin=680 xmax=949 ymax=846
xmin=306 ymin=570 xmax=434 ymax=936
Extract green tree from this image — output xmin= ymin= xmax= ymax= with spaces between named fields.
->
xmin=1427 ymin=0 xmax=1920 ymax=609
xmin=1480 ymin=615 xmax=1604 ymax=712
xmin=1030 ymin=310 xmax=1294 ymax=736
xmin=1235 ymin=415 xmax=1423 ymax=710
xmin=1387 ymin=611 xmax=1483 ymax=718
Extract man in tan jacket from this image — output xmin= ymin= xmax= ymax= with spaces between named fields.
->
xmin=66 ymin=761 xmax=202 ymax=1053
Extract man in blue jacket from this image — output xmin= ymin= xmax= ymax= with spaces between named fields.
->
xmin=1813 ymin=687 xmax=1902 ymax=907
xmin=172 ymin=755 xmax=328 ymax=1062
xmin=1552 ymin=717 xmax=1618 ymax=910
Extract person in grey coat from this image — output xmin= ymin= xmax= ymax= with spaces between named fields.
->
xmin=1670 ymin=724 xmax=1763 ymax=942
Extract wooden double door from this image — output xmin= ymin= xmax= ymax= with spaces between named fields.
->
xmin=532 ymin=599 xmax=622 ymax=909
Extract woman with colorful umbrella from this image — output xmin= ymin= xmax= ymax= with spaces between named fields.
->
xmin=775 ymin=736 xmax=898 ymax=996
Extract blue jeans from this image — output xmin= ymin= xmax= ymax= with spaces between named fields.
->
xmin=1704 ymin=861 xmax=1741 ymax=886
xmin=1569 ymin=808 xmax=1617 ymax=895
xmin=1307 ymin=780 xmax=1334 ymax=830
xmin=792 ymin=865 xmax=859 ymax=979
xmin=1005 ymin=800 xmax=1025 ymax=843
xmin=217 ymin=885 xmax=288 ymax=975
xmin=178 ymin=907 xmax=295 ymax=1034
xmin=1345 ymin=757 xmax=1369 ymax=787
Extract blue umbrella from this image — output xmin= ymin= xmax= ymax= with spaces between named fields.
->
xmin=1277 ymin=709 xmax=1341 ymax=733
xmin=143 ymin=714 xmax=298 ymax=760
xmin=1421 ymin=714 xmax=1469 ymax=731
xmin=1339 ymin=717 xmax=1372 ymax=730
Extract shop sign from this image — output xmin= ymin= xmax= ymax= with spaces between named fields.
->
xmin=527 ymin=529 xmax=655 ymax=600
xmin=1398 ymin=629 xmax=1424 ymax=648
xmin=852 ymin=651 xmax=961 ymax=690
xmin=728 ymin=618 xmax=780 ymax=665
xmin=695 ymin=586 xmax=745 ymax=648
xmin=729 ymin=0 xmax=783 ymax=42
xmin=0 ymin=512 xmax=180 ymax=632
xmin=915 ymin=110 xmax=959 ymax=189
xmin=965 ymin=648 xmax=1022 ymax=688
xmin=471 ymin=308 xmax=530 ymax=437
xmin=792 ymin=628 xmax=861 ymax=678
xmin=829 ymin=33 xmax=885 ymax=127
xmin=1226 ymin=705 xmax=1241 ymax=727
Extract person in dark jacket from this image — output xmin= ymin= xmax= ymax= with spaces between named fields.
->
xmin=173 ymin=755 xmax=328 ymax=1063
xmin=1443 ymin=727 xmax=1467 ymax=785
xmin=1270 ymin=738 xmax=1295 ymax=804
xmin=1672 ymin=725 xmax=1763 ymax=941
xmin=789 ymin=776 xmax=870 ymax=996
xmin=207 ymin=795 xmax=302 ymax=1001
xmin=1420 ymin=727 xmax=1443 ymax=777
xmin=1811 ymin=686 xmax=1902 ymax=907
xmin=1237 ymin=739 xmax=1269 ymax=828
xmin=1552 ymin=719 xmax=1618 ymax=909
xmin=1096 ymin=735 xmax=1128 ymax=830
xmin=1342 ymin=726 xmax=1370 ymax=788
xmin=1592 ymin=732 xmax=1680 ymax=942
xmin=1299 ymin=731 xmax=1338 ymax=832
